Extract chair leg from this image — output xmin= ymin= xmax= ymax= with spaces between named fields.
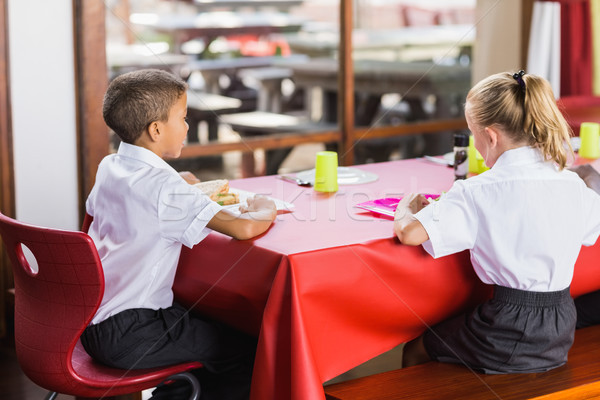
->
xmin=165 ymin=372 xmax=201 ymax=400
xmin=44 ymin=392 xmax=58 ymax=400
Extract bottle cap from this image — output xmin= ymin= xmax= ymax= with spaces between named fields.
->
xmin=454 ymin=133 xmax=469 ymax=147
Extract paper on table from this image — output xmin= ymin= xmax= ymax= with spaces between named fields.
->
xmin=355 ymin=194 xmax=440 ymax=218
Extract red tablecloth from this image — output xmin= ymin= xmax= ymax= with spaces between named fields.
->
xmin=173 ymin=158 xmax=600 ymax=400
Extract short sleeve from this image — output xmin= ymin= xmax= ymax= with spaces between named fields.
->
xmin=414 ymin=181 xmax=478 ymax=258
xmin=581 ymin=186 xmax=600 ymax=246
xmin=158 ymin=175 xmax=222 ymax=248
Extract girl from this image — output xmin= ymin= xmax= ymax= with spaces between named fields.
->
xmin=394 ymin=71 xmax=600 ymax=373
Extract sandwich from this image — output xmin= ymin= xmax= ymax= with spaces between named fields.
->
xmin=194 ymin=179 xmax=239 ymax=206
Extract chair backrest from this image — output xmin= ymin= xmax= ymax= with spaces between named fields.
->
xmin=0 ymin=212 xmax=104 ymax=393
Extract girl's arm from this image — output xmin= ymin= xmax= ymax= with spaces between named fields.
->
xmin=394 ymin=193 xmax=430 ymax=246
xmin=207 ymin=195 xmax=277 ymax=240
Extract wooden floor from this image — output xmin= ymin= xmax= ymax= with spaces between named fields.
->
xmin=0 ymin=333 xmax=75 ymax=399
xmin=0 ymin=332 xmax=154 ymax=399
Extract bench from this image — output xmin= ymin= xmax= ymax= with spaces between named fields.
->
xmin=185 ymin=55 xmax=308 ymax=94
xmin=186 ymin=90 xmax=242 ymax=143
xmin=237 ymin=67 xmax=293 ymax=113
xmin=324 ymin=324 xmax=600 ymax=400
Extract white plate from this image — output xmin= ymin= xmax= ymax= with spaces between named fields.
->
xmin=295 ymin=167 xmax=378 ymax=185
xmin=443 ymin=152 xmax=454 ymax=164
xmin=223 ymin=188 xmax=294 ymax=214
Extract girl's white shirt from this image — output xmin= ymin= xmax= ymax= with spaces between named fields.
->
xmin=416 ymin=146 xmax=600 ymax=291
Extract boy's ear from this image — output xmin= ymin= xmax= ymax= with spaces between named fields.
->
xmin=147 ymin=121 xmax=161 ymax=142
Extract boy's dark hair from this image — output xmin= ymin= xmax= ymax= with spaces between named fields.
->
xmin=103 ymin=69 xmax=188 ymax=144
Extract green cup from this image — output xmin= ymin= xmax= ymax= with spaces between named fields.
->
xmin=468 ymin=135 xmax=478 ymax=174
xmin=314 ymin=151 xmax=338 ymax=192
xmin=476 ymin=151 xmax=490 ymax=173
xmin=579 ymin=122 xmax=600 ymax=159
xmin=468 ymin=135 xmax=489 ymax=174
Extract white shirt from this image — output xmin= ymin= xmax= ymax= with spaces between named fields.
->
xmin=86 ymin=142 xmax=222 ymax=324
xmin=415 ymin=146 xmax=600 ymax=292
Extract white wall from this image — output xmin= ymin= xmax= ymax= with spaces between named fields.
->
xmin=9 ymin=0 xmax=79 ymax=230
xmin=472 ymin=0 xmax=524 ymax=84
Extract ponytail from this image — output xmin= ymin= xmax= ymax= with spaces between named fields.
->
xmin=466 ymin=71 xmax=573 ymax=169
xmin=521 ymin=74 xmax=573 ymax=169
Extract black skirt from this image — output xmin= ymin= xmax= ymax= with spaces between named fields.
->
xmin=423 ymin=285 xmax=576 ymax=374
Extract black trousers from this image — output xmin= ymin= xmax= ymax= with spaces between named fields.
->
xmin=81 ymin=303 xmax=256 ymax=400
xmin=575 ymin=289 xmax=600 ymax=329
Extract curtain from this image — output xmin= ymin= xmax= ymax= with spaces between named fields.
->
xmin=527 ymin=1 xmax=561 ymax=97
xmin=559 ymin=0 xmax=593 ymax=96
xmin=530 ymin=0 xmax=595 ymax=97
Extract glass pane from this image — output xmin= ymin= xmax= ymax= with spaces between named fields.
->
xmin=352 ymin=0 xmax=475 ymax=162
xmin=105 ymin=0 xmax=340 ymax=178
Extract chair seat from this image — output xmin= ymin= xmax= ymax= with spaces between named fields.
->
xmin=70 ymin=341 xmax=203 ymax=396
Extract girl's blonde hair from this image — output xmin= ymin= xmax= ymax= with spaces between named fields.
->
xmin=466 ymin=71 xmax=573 ymax=169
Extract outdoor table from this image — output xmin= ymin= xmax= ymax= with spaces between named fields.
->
xmin=284 ymin=24 xmax=475 ymax=62
xmin=130 ymin=11 xmax=306 ymax=53
xmin=275 ymin=57 xmax=471 ymax=156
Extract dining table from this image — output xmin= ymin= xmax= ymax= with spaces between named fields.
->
xmin=283 ymin=24 xmax=475 ymax=62
xmin=273 ymin=57 xmax=471 ymax=157
xmin=191 ymin=0 xmax=304 ymax=12
xmin=172 ymin=158 xmax=600 ymax=400
xmin=275 ymin=58 xmax=471 ymax=122
xmin=130 ymin=11 xmax=306 ymax=54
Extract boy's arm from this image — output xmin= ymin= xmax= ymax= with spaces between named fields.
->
xmin=179 ymin=171 xmax=201 ymax=185
xmin=207 ymin=196 xmax=277 ymax=240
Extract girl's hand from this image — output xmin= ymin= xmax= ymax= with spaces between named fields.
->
xmin=393 ymin=193 xmax=430 ymax=245
xmin=394 ymin=193 xmax=429 ymax=222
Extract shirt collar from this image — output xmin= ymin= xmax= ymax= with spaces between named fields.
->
xmin=493 ymin=145 xmax=545 ymax=169
xmin=117 ymin=142 xmax=176 ymax=171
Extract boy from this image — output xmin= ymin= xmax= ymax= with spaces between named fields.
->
xmin=81 ymin=69 xmax=276 ymax=400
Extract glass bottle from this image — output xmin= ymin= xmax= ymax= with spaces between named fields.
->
xmin=453 ymin=133 xmax=469 ymax=180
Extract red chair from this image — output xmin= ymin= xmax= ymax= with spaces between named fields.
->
xmin=0 ymin=212 xmax=202 ymax=399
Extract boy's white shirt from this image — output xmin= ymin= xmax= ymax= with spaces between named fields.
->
xmin=415 ymin=146 xmax=600 ymax=292
xmin=86 ymin=142 xmax=222 ymax=324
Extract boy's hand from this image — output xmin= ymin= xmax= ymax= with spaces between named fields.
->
xmin=179 ymin=171 xmax=200 ymax=185
xmin=239 ymin=195 xmax=276 ymax=214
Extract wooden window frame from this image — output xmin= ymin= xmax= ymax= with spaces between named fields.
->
xmin=74 ymin=0 xmax=471 ymax=217
xmin=0 ymin=0 xmax=12 ymax=339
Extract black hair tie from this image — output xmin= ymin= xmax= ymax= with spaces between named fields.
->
xmin=513 ymin=70 xmax=526 ymax=92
